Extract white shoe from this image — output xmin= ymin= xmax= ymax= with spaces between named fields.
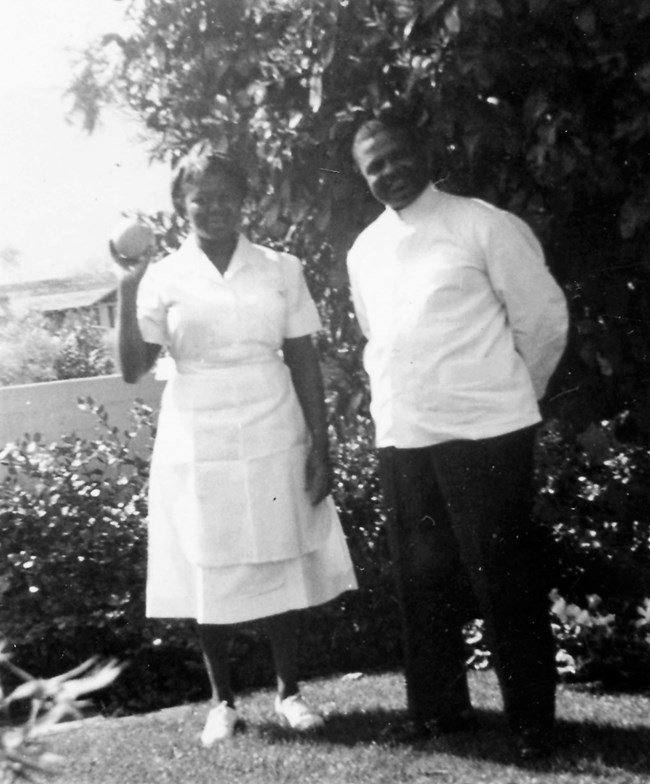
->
xmin=200 ymin=701 xmax=240 ymax=746
xmin=275 ymin=693 xmax=325 ymax=731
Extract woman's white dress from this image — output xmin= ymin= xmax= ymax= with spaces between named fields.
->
xmin=136 ymin=234 xmax=357 ymax=624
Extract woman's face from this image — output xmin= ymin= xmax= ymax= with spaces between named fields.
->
xmin=183 ymin=171 xmax=245 ymax=243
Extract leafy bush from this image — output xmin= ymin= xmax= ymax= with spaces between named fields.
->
xmin=550 ymin=590 xmax=650 ymax=691
xmin=535 ymin=418 xmax=650 ymax=602
xmin=0 ymin=400 xmax=202 ymax=715
xmin=300 ymin=414 xmax=402 ymax=677
xmin=51 ymin=313 xmax=115 ymax=380
xmin=0 ymin=314 xmax=61 ymax=387
xmin=3 ymin=398 xmax=650 ymax=716
xmin=0 ymin=311 xmax=115 ymax=387
xmin=0 ymin=399 xmax=405 ymax=713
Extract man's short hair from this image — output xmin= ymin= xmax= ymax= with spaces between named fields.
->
xmin=352 ymin=113 xmax=422 ymax=164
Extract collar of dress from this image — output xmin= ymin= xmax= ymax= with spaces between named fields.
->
xmin=181 ymin=233 xmax=253 ymax=280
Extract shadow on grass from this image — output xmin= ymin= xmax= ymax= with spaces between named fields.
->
xmin=255 ymin=706 xmax=650 ymax=773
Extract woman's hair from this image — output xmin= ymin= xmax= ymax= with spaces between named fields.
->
xmin=171 ymin=141 xmax=249 ymax=217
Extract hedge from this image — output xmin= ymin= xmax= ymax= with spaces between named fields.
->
xmin=1 ymin=400 xmax=650 ymax=714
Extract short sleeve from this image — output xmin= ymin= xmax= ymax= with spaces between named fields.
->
xmin=136 ymin=264 xmax=170 ymax=346
xmin=282 ymin=254 xmax=322 ymax=338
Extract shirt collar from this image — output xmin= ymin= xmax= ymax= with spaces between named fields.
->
xmin=386 ymin=184 xmax=445 ymax=224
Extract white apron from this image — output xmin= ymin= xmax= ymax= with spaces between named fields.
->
xmin=148 ymin=356 xmax=334 ymax=568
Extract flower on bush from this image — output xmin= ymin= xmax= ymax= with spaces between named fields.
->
xmin=635 ymin=598 xmax=650 ymax=631
xmin=463 ymin=619 xmax=491 ymax=671
xmin=550 ymin=589 xmax=650 ymax=689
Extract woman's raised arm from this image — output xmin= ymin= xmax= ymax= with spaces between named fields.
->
xmin=116 ymin=260 xmax=161 ymax=384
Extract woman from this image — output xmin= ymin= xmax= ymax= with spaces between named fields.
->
xmin=114 ymin=141 xmax=357 ymax=746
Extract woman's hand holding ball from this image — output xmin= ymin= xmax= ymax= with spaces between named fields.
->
xmin=110 ymin=218 xmax=155 ymax=275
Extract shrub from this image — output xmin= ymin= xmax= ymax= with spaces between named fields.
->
xmin=0 ymin=399 xmax=404 ymax=712
xmin=0 ymin=311 xmax=115 ymax=387
xmin=299 ymin=415 xmax=403 ymax=677
xmin=0 ymin=313 xmax=61 ymax=386
xmin=535 ymin=418 xmax=650 ymax=602
xmin=550 ymin=590 xmax=650 ymax=691
xmin=0 ymin=400 xmax=203 ymax=714
xmin=51 ymin=313 xmax=115 ymax=380
xmin=3 ymin=399 xmax=650 ymax=716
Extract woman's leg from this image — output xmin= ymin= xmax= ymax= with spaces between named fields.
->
xmin=266 ymin=609 xmax=324 ymax=730
xmin=265 ymin=610 xmax=299 ymax=701
xmin=198 ymin=623 xmax=235 ymax=707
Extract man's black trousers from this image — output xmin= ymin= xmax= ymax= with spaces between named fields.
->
xmin=378 ymin=425 xmax=556 ymax=736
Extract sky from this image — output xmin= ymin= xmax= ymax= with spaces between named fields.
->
xmin=0 ymin=0 xmax=171 ymax=282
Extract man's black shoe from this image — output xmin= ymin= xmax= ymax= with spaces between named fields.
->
xmin=513 ymin=729 xmax=554 ymax=762
xmin=381 ymin=712 xmax=479 ymax=743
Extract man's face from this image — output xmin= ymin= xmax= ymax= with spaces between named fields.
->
xmin=354 ymin=127 xmax=430 ymax=210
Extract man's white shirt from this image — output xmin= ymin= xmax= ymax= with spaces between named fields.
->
xmin=347 ymin=185 xmax=568 ymax=448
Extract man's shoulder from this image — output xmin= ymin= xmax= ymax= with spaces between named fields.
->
xmin=439 ymin=192 xmax=533 ymax=240
xmin=449 ymin=191 xmax=530 ymax=222
xmin=438 ymin=190 xmax=501 ymax=219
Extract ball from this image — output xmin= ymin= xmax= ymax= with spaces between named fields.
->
xmin=110 ymin=218 xmax=155 ymax=260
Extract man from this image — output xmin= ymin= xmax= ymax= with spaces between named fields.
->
xmin=347 ymin=116 xmax=568 ymax=760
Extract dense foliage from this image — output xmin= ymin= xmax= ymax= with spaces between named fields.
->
xmin=0 ymin=311 xmax=115 ymax=387
xmin=551 ymin=590 xmax=650 ymax=691
xmin=0 ymin=401 xmax=402 ymax=713
xmin=0 ymin=401 xmax=202 ymax=713
xmin=537 ymin=419 xmax=650 ymax=601
xmin=2 ymin=402 xmax=649 ymax=716
xmin=69 ymin=0 xmax=650 ymax=437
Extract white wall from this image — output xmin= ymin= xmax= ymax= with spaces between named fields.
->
xmin=0 ymin=373 xmax=164 ymax=447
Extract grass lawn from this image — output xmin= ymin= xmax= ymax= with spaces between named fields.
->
xmin=46 ymin=669 xmax=649 ymax=784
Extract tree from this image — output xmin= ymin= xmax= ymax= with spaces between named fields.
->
xmin=69 ymin=0 xmax=650 ymax=439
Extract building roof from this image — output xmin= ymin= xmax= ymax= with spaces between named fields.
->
xmin=0 ymin=274 xmax=116 ymax=314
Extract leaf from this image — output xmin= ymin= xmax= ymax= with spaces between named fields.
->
xmin=483 ymin=0 xmax=503 ymax=18
xmin=444 ymin=6 xmax=461 ymax=33
xmin=634 ymin=62 xmax=650 ymax=94
xmin=247 ymin=81 xmax=268 ymax=106
xmin=288 ymin=110 xmax=303 ymax=129
xmin=403 ymin=14 xmax=420 ymax=40
xmin=527 ymin=0 xmax=550 ymax=13
xmin=462 ymin=131 xmax=481 ymax=160
xmin=423 ymin=0 xmax=449 ymax=20
xmin=309 ymin=70 xmax=323 ymax=113
xmin=577 ymin=423 xmax=612 ymax=465
xmin=391 ymin=0 xmax=418 ymax=21
xmin=263 ymin=202 xmax=280 ymax=229
xmin=574 ymin=9 xmax=596 ymax=36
